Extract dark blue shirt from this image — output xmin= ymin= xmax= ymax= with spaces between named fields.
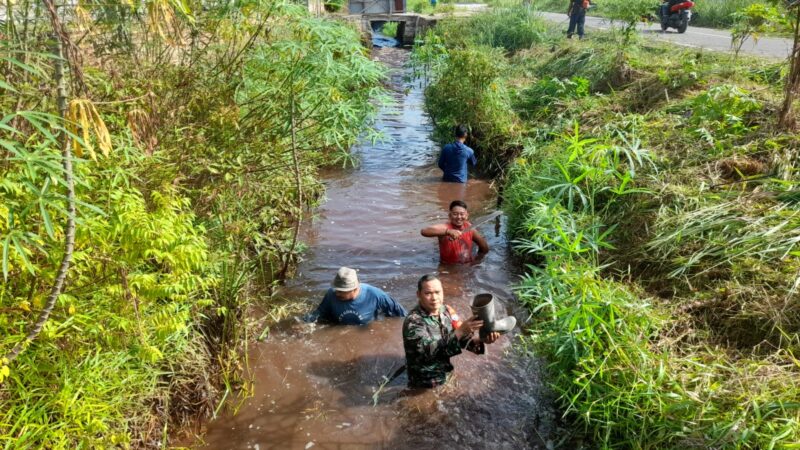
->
xmin=438 ymin=141 xmax=477 ymax=183
xmin=304 ymin=283 xmax=407 ymax=325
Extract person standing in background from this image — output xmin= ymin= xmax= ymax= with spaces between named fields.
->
xmin=567 ymin=0 xmax=590 ymax=39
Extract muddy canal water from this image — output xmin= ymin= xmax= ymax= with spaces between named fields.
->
xmin=198 ymin=47 xmax=555 ymax=450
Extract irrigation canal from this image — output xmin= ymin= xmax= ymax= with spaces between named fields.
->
xmin=196 ymin=45 xmax=558 ymax=450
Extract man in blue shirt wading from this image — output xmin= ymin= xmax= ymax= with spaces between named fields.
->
xmin=304 ymin=267 xmax=407 ymax=325
xmin=438 ymin=124 xmax=477 ymax=183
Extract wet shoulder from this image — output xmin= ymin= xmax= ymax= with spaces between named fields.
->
xmin=322 ymin=288 xmax=336 ymax=301
xmin=359 ymin=283 xmax=384 ymax=299
xmin=403 ymin=307 xmax=427 ymax=330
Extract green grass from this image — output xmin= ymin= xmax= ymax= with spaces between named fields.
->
xmin=381 ymin=22 xmax=399 ymax=38
xmin=0 ymin=1 xmax=386 ymax=447
xmin=407 ymin=0 xmax=456 ymax=14
xmin=413 ymin=7 xmax=800 ymax=447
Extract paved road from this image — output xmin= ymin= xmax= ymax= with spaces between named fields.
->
xmin=539 ymin=11 xmax=793 ymax=59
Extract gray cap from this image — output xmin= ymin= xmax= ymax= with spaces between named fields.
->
xmin=332 ymin=267 xmax=359 ymax=291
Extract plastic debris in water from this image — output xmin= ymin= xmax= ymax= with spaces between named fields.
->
xmin=305 ymin=442 xmax=315 ymax=449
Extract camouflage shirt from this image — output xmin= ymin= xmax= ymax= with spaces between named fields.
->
xmin=402 ymin=304 xmax=484 ymax=388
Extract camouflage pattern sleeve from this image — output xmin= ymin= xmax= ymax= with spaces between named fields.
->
xmin=402 ymin=311 xmax=462 ymax=359
xmin=402 ymin=307 xmax=464 ymax=387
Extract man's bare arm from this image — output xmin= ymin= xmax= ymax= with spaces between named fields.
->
xmin=473 ymin=230 xmax=490 ymax=254
xmin=421 ymin=224 xmax=449 ymax=238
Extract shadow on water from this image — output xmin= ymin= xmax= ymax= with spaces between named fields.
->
xmin=195 ymin=47 xmax=560 ymax=450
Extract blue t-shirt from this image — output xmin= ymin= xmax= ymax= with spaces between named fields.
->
xmin=304 ymin=283 xmax=407 ymax=325
xmin=438 ymin=141 xmax=477 ymax=183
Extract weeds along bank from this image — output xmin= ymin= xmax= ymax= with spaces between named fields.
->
xmin=413 ymin=7 xmax=800 ymax=447
xmin=0 ymin=1 xmax=384 ymax=447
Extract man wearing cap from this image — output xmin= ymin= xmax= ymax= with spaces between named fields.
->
xmin=402 ymin=274 xmax=499 ymax=388
xmin=421 ymin=200 xmax=489 ymax=264
xmin=304 ymin=267 xmax=407 ymax=325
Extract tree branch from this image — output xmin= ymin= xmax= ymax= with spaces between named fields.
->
xmin=4 ymin=6 xmax=77 ymax=364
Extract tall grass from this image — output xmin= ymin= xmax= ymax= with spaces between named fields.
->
xmin=0 ymin=1 xmax=385 ymax=447
xmin=415 ymin=6 xmax=800 ymax=447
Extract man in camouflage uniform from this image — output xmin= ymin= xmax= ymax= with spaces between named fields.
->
xmin=402 ymin=274 xmax=499 ymax=388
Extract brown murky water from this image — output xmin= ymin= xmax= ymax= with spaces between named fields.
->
xmin=197 ymin=47 xmax=556 ymax=450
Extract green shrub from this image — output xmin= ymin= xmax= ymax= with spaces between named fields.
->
xmin=0 ymin=1 xmax=385 ymax=447
xmin=381 ymin=22 xmax=399 ymax=38
xmin=423 ymin=45 xmax=519 ymax=174
xmin=688 ymin=84 xmax=762 ymax=142
xmin=468 ymin=7 xmax=551 ymax=52
xmin=515 ymin=76 xmax=590 ymax=120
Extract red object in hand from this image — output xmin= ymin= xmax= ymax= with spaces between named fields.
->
xmin=670 ymin=1 xmax=694 ymax=13
xmin=446 ymin=305 xmax=462 ymax=329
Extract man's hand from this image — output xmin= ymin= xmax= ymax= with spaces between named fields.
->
xmin=290 ymin=316 xmax=316 ymax=335
xmin=445 ymin=228 xmax=462 ymax=241
xmin=454 ymin=316 xmax=483 ymax=340
xmin=481 ymin=332 xmax=501 ymax=344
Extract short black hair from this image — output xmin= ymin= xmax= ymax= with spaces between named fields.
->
xmin=417 ymin=273 xmax=440 ymax=292
xmin=449 ymin=200 xmax=468 ymax=211
xmin=454 ymin=124 xmax=469 ymax=138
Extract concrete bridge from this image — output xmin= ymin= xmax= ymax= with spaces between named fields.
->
xmin=342 ymin=2 xmax=486 ymax=46
xmin=347 ymin=13 xmax=438 ymax=46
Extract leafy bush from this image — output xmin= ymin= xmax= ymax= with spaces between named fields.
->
xmin=408 ymin=0 xmax=455 ymax=14
xmin=0 ymin=1 xmax=385 ymax=447
xmin=381 ymin=21 xmax=399 ymax=38
xmin=533 ymin=45 xmax=623 ymax=92
xmin=515 ymin=76 xmax=590 ymax=120
xmin=423 ymin=6 xmax=800 ymax=448
xmin=688 ymin=84 xmax=762 ymax=141
xmin=468 ymin=7 xmax=550 ymax=52
xmin=423 ymin=45 xmax=519 ymax=174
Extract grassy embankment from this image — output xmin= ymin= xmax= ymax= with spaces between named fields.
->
xmin=0 ymin=1 xmax=384 ymax=448
xmin=530 ymin=0 xmax=758 ymax=29
xmin=413 ymin=7 xmax=800 ymax=447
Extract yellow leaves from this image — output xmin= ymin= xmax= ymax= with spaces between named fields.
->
xmin=140 ymin=344 xmax=163 ymax=363
xmin=147 ymin=0 xmax=177 ymax=40
xmin=146 ymin=0 xmax=195 ymax=43
xmin=330 ymin=87 xmax=342 ymax=102
xmin=18 ymin=300 xmax=31 ymax=312
xmin=74 ymin=1 xmax=94 ymax=32
xmin=66 ymin=99 xmax=112 ymax=161
xmin=0 ymin=358 xmax=9 ymax=384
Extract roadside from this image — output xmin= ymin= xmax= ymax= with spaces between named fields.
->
xmin=538 ymin=10 xmax=792 ymax=59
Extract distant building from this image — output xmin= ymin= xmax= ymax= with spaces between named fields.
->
xmin=348 ymin=0 xmax=406 ymax=14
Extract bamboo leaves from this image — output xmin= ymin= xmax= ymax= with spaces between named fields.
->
xmin=66 ymin=99 xmax=112 ymax=160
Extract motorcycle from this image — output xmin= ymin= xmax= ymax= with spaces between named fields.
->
xmin=658 ymin=0 xmax=694 ymax=34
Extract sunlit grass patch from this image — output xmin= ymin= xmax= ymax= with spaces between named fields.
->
xmin=414 ymin=6 xmax=800 ymax=447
